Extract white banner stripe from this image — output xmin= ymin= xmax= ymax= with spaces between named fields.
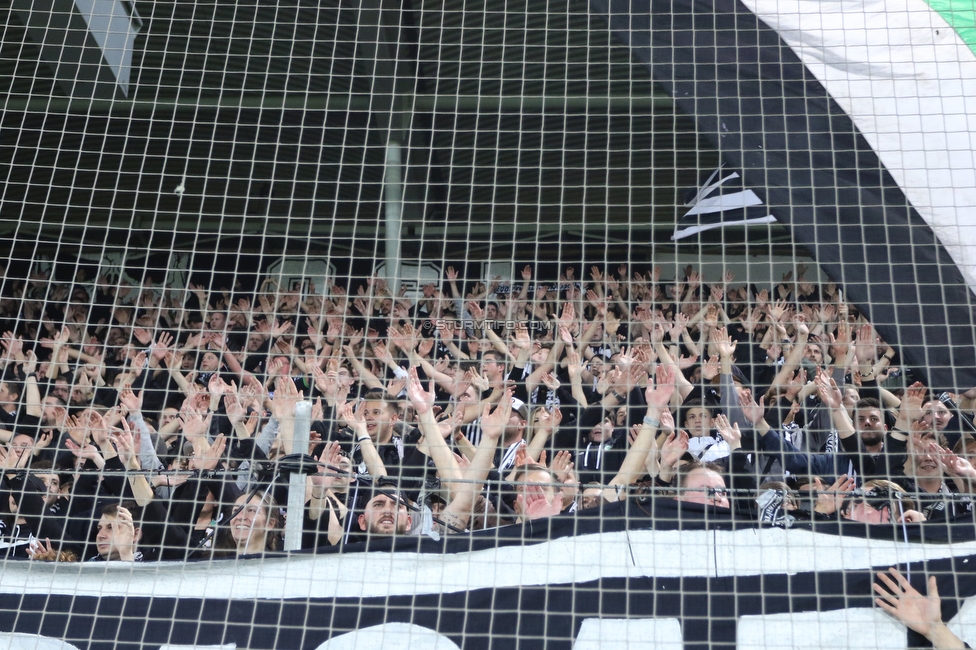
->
xmin=0 ymin=529 xmax=972 ymax=602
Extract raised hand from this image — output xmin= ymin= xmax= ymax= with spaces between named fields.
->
xmin=767 ymin=299 xmax=788 ymax=323
xmin=382 ymin=375 xmax=404 ymax=398
xmin=416 ymin=337 xmax=434 ymax=358
xmin=1 ymin=333 xmax=24 ymax=362
xmin=899 ymin=381 xmax=927 ymax=423
xmin=940 ymin=447 xmax=976 ymax=479
xmin=738 ymin=389 xmax=766 ymax=425
xmin=406 ymin=368 xmax=437 ymax=415
xmin=712 ymin=327 xmax=737 ymax=360
xmin=110 ymin=419 xmax=139 ymax=470
xmin=660 ymin=430 xmax=690 ymax=468
xmin=180 ymin=410 xmax=212 ymax=442
xmin=557 ymin=325 xmax=575 ymax=348
xmin=118 ymin=388 xmax=143 ymax=414
xmin=271 ymin=319 xmax=294 ymax=338
xmin=184 ymin=332 xmax=206 ymax=350
xmin=270 ymin=376 xmax=301 ymax=419
xmin=794 ymin=317 xmax=810 ymax=339
xmin=480 ymin=389 xmax=513 ymax=440
xmin=755 ymin=288 xmax=769 ymax=309
xmin=132 ymin=327 xmax=153 ymax=346
xmin=815 ymin=372 xmax=844 ymax=410
xmin=713 ymin=414 xmax=741 ymax=450
xmin=209 ymin=332 xmax=228 ymax=351
xmin=208 ymin=374 xmax=231 ymax=398
xmin=149 ymin=331 xmax=174 ymax=362
xmin=645 ymin=364 xmax=676 ymax=410
xmin=677 ymin=354 xmax=699 ymax=370
xmin=520 ymin=484 xmax=563 ymax=519
xmin=190 ymin=434 xmax=227 ymax=471
xmin=336 ymin=400 xmax=367 ymax=435
xmin=659 ymin=409 xmax=675 ymax=434
xmin=387 ymin=325 xmax=413 ymax=353
xmin=628 ymin=424 xmax=642 ymax=447
xmin=549 ymin=450 xmax=575 ymax=484
xmin=319 ymin=318 xmax=341 ymax=344
xmin=558 ymin=302 xmax=575 ymax=327
xmin=83 ymin=411 xmax=111 ymax=449
xmin=465 ymin=301 xmax=485 ymax=320
xmin=510 ymin=323 xmax=531 ymax=350
xmin=434 ymin=319 xmax=456 ymax=341
xmin=814 ymin=474 xmax=856 ymax=515
xmin=540 ymin=372 xmax=560 ymax=392
xmin=237 ymin=381 xmax=261 ymax=409
xmin=785 ymin=368 xmax=807 ymax=398
xmin=64 ymin=413 xmax=88 ymax=442
xmin=460 ymin=368 xmax=486 ymax=394
xmin=312 ymin=441 xmax=344 ymax=490
xmin=701 ymin=355 xmax=721 ymax=381
xmin=566 ymin=348 xmax=584 ymax=380
xmin=64 ymin=439 xmax=102 ymax=464
xmin=855 ymin=323 xmax=879 ymax=362
xmin=33 ymin=429 xmax=54 ymax=455
xmin=433 ymin=409 xmax=462 ymax=439
xmin=306 ymin=362 xmax=331 ymax=396
xmin=27 ymin=537 xmax=60 ymax=561
xmin=224 ymin=393 xmax=247 ymax=426
xmin=874 ymin=569 xmax=949 ymax=641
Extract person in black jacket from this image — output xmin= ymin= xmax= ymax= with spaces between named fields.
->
xmin=91 ymin=503 xmax=143 ymax=562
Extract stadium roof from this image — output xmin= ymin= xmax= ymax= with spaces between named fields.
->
xmin=0 ymin=0 xmax=793 ymax=262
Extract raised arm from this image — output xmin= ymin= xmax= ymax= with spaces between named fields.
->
xmin=269 ymin=376 xmax=302 ymax=455
xmin=713 ymin=327 xmax=749 ymax=431
xmin=338 ymin=400 xmax=387 ymax=479
xmin=565 ymin=346 xmax=590 ymax=407
xmin=22 ymin=350 xmax=41 ymax=418
xmin=407 ymin=368 xmax=462 ymax=494
xmin=211 ymin=333 xmax=262 ymax=390
xmin=309 ymin=441 xmax=348 ymax=523
xmin=110 ymin=419 xmax=155 ymax=507
xmin=342 ymin=345 xmax=385 ymax=391
xmin=163 ymin=350 xmax=192 ymax=395
xmin=893 ymin=382 xmax=926 ymax=440
xmin=816 ymin=372 xmax=856 ymax=442
xmin=435 ymin=321 xmax=470 ymax=361
xmin=604 ymin=364 xmax=676 ymax=500
xmin=407 ymin=348 xmax=457 ymax=394
xmin=767 ymin=319 xmax=810 ymax=392
xmin=526 ymin=407 xmax=561 ymax=463
xmin=440 ymin=393 xmax=511 ymax=532
xmin=118 ymin=388 xmax=164 ymax=472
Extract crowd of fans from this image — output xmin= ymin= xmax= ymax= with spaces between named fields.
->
xmin=0 ymin=261 xmax=974 ymax=564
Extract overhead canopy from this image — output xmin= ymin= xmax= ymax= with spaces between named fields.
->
xmin=0 ymin=0 xmax=794 ymax=262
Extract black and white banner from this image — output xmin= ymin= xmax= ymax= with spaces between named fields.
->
xmin=3 ymin=501 xmax=976 ymax=649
